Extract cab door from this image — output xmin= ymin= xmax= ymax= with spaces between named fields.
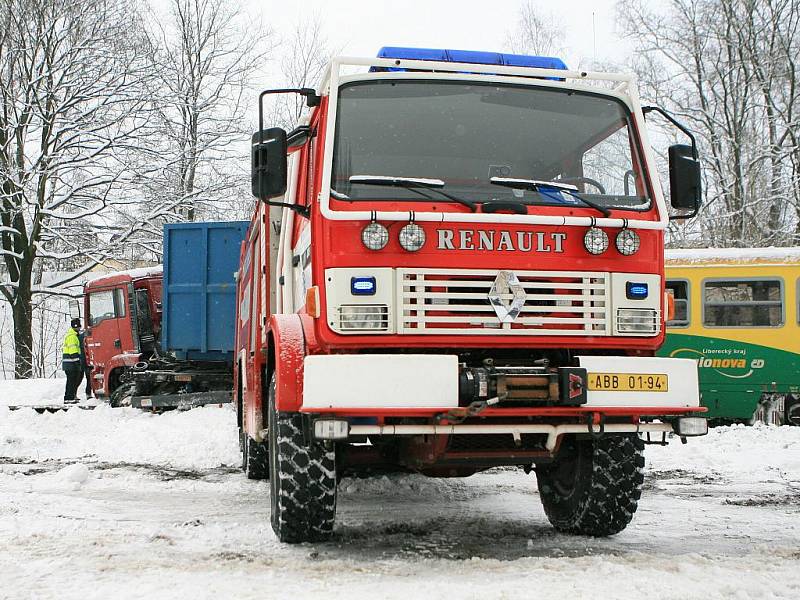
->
xmin=84 ymin=286 xmax=129 ymax=382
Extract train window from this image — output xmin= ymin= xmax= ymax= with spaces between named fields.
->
xmin=666 ymin=280 xmax=689 ymax=327
xmin=703 ymin=279 xmax=783 ymax=328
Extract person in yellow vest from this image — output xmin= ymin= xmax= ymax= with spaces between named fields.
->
xmin=62 ymin=318 xmax=83 ymax=404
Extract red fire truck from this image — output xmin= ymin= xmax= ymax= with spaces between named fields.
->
xmin=236 ymin=48 xmax=708 ymax=543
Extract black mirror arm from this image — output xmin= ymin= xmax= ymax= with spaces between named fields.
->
xmin=668 ymin=205 xmax=699 ymax=221
xmin=265 ymin=200 xmax=310 ymax=219
xmin=642 ymin=106 xmax=698 ymax=159
xmin=258 ymin=88 xmax=321 ymax=140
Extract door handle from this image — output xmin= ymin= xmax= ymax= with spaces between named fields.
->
xmin=114 ymin=339 xmax=121 ymax=348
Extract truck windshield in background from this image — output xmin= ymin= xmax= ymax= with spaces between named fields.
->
xmin=331 ymin=80 xmax=651 ymax=211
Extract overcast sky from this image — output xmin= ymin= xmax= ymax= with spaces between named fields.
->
xmin=258 ymin=0 xmax=630 ymax=78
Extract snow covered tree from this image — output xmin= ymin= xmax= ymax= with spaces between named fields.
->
xmin=134 ymin=0 xmax=272 ymax=233
xmin=269 ymin=15 xmax=331 ymax=131
xmin=0 ymin=0 xmax=156 ymax=378
xmin=619 ymin=0 xmax=800 ymax=248
xmin=504 ymin=1 xmax=565 ymax=57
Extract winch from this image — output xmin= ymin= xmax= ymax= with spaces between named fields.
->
xmin=458 ymin=359 xmax=588 ymax=407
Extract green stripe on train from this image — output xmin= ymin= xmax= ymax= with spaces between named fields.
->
xmin=658 ymin=333 xmax=800 ymax=420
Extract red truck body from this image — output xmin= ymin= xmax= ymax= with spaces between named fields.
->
xmin=235 ymin=49 xmax=707 ymax=543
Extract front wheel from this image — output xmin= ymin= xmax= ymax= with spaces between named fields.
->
xmin=536 ymin=433 xmax=644 ymax=537
xmin=268 ymin=375 xmax=336 ymax=543
xmin=109 ymin=382 xmax=134 ymax=408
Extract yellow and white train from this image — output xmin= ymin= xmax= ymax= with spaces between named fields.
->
xmin=660 ymin=247 xmax=800 ymax=424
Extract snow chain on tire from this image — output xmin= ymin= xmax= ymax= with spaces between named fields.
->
xmin=536 ymin=433 xmax=645 ymax=537
xmin=268 ymin=375 xmax=336 ymax=543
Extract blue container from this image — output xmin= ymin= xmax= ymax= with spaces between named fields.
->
xmin=161 ymin=221 xmax=248 ymax=361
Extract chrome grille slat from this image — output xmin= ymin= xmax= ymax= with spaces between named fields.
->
xmin=397 ymin=268 xmax=610 ymax=336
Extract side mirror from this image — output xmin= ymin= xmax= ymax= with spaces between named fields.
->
xmin=251 ymin=128 xmax=288 ymax=200
xmin=668 ymin=144 xmax=701 ymax=213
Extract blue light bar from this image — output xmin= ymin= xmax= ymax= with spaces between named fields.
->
xmin=351 ymin=276 xmax=377 ymax=296
xmin=375 ymin=47 xmax=568 ymax=71
xmin=626 ymin=282 xmax=649 ymax=300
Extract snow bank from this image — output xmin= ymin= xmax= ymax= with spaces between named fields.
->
xmin=1 ymin=403 xmax=240 ymax=469
xmin=646 ymin=423 xmax=800 ymax=479
xmin=0 ymin=377 xmax=65 ymax=406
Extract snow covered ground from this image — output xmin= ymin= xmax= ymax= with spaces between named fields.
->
xmin=1 ymin=380 xmax=799 ymax=600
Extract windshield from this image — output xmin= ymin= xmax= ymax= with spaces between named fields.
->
xmin=331 ymin=80 xmax=651 ymax=210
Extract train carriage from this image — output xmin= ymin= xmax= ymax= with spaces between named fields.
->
xmin=661 ymin=247 xmax=800 ymax=425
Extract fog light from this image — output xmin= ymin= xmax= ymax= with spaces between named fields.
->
xmin=338 ymin=304 xmax=389 ymax=331
xmin=584 ymin=227 xmax=609 ymax=255
xmin=362 ymin=222 xmax=389 ymax=250
xmin=399 ymin=223 xmax=426 ymax=252
xmin=615 ymin=229 xmax=640 ymax=255
xmin=674 ymin=417 xmax=708 ymax=437
xmin=616 ymin=308 xmax=658 ymax=334
xmin=313 ymin=419 xmax=349 ymax=440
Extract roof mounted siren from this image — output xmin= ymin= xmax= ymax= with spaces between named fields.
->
xmin=372 ymin=47 xmax=567 ymax=79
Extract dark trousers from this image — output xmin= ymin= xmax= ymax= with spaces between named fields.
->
xmin=84 ymin=367 xmax=93 ymax=397
xmin=64 ymin=365 xmax=83 ymax=401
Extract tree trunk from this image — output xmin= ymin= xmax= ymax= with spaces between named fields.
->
xmin=12 ymin=289 xmax=34 ymax=379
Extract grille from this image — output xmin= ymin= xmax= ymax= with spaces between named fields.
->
xmin=397 ymin=268 xmax=609 ymax=336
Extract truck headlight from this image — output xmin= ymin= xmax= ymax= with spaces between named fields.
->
xmin=399 ymin=223 xmax=426 ymax=252
xmin=616 ymin=308 xmax=658 ymax=334
xmin=615 ymin=229 xmax=640 ymax=255
xmin=338 ymin=304 xmax=389 ymax=331
xmin=584 ymin=227 xmax=609 ymax=255
xmin=362 ymin=222 xmax=389 ymax=250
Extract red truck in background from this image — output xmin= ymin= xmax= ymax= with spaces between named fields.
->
xmin=82 ymin=222 xmax=246 ymax=409
xmin=82 ymin=267 xmax=163 ymax=403
xmin=236 ymin=47 xmax=708 ymax=543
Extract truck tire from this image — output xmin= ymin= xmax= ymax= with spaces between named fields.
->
xmin=536 ymin=433 xmax=644 ymax=537
xmin=109 ymin=382 xmax=134 ymax=408
xmin=267 ymin=375 xmax=336 ymax=543
xmin=243 ymin=434 xmax=270 ymax=480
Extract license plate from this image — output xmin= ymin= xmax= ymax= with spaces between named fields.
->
xmin=588 ymin=373 xmax=668 ymax=392
xmin=175 ymin=374 xmax=192 ymax=382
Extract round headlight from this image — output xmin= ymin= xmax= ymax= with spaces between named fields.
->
xmin=361 ymin=222 xmax=389 ymax=250
xmin=399 ymin=223 xmax=426 ymax=252
xmin=584 ymin=227 xmax=609 ymax=255
xmin=615 ymin=229 xmax=640 ymax=256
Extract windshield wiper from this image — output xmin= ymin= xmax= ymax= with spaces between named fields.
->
xmin=343 ymin=175 xmax=478 ymax=212
xmin=490 ymin=177 xmax=611 ymax=217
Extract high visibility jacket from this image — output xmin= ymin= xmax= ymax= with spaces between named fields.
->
xmin=62 ymin=327 xmax=81 ymax=368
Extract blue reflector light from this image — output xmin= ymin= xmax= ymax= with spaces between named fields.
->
xmin=626 ymin=282 xmax=649 ymax=300
xmin=351 ymin=276 xmax=377 ymax=296
xmin=374 ymin=47 xmax=568 ymax=72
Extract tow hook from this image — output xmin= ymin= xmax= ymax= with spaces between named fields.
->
xmin=586 ymin=413 xmax=605 ymax=438
xmin=438 ymin=395 xmax=503 ymax=424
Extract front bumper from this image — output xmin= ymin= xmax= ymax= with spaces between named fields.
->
xmin=301 ymin=354 xmax=701 ymax=413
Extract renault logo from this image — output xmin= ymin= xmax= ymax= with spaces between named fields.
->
xmin=488 ymin=270 xmax=527 ymax=323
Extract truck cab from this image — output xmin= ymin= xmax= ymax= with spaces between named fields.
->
xmin=83 ymin=268 xmax=162 ymax=398
xmin=237 ymin=48 xmax=707 ymax=543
